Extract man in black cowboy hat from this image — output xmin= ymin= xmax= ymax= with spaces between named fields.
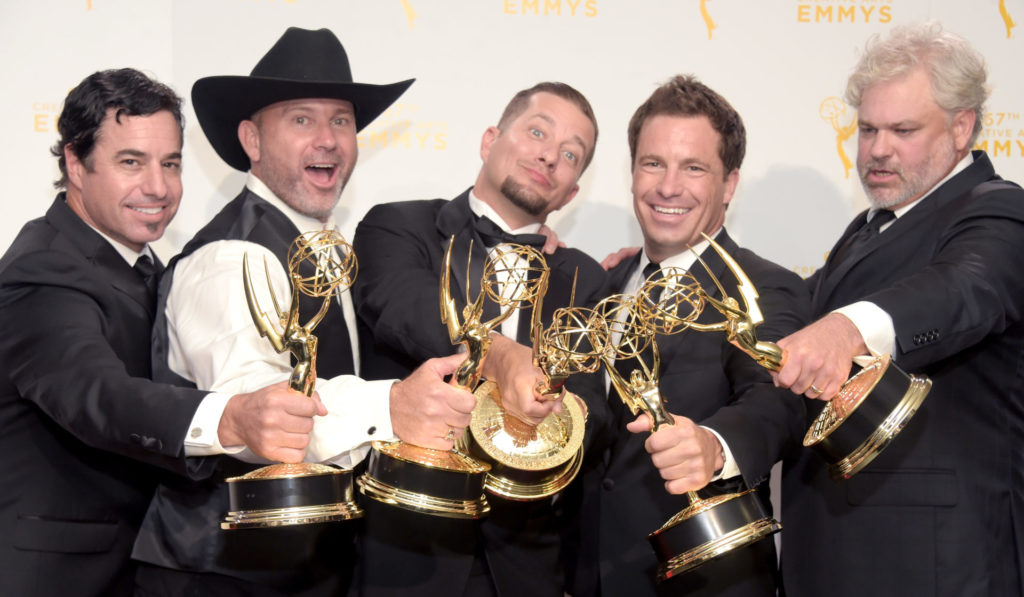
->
xmin=351 ymin=81 xmax=609 ymax=596
xmin=132 ymin=28 xmax=477 ymax=596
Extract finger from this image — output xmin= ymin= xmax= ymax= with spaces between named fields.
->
xmin=446 ymin=387 xmax=477 ymax=415
xmin=665 ymin=476 xmax=707 ymax=495
xmin=652 ymin=461 xmax=699 ymax=483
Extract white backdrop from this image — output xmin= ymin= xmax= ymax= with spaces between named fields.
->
xmin=2 ymin=1 xmax=1022 ymax=272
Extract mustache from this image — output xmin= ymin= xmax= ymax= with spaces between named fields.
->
xmin=859 ymin=160 xmax=903 ymax=178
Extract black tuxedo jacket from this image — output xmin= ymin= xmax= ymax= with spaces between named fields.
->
xmin=570 ymin=230 xmax=808 ymax=597
xmin=352 ymin=189 xmax=609 ymax=597
xmin=0 ymin=196 xmax=208 ymax=596
xmin=781 ymin=151 xmax=1024 ymax=597
xmin=133 ymin=188 xmax=356 ymax=592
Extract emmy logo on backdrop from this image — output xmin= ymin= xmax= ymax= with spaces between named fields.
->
xmin=593 ymin=267 xmax=782 ymax=581
xmin=221 ymin=229 xmax=363 ymax=530
xmin=686 ymin=233 xmax=931 ymax=479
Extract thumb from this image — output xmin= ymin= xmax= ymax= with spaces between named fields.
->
xmin=432 ymin=352 xmax=470 ymax=377
xmin=625 ymin=413 xmax=652 ymax=434
xmin=310 ymin=391 xmax=328 ymax=416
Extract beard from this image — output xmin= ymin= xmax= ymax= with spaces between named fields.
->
xmin=858 ymin=137 xmax=957 ymax=209
xmin=500 ymin=177 xmax=547 ymax=217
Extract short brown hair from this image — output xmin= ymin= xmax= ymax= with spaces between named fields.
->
xmin=496 ymin=82 xmax=599 ymax=172
xmin=627 ymin=75 xmax=745 ymax=176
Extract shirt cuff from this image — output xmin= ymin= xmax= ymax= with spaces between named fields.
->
xmin=832 ymin=301 xmax=896 ymax=357
xmin=702 ymin=426 xmax=740 ymax=481
xmin=183 ymin=392 xmax=246 ymax=457
xmin=308 ymin=377 xmax=397 ymax=468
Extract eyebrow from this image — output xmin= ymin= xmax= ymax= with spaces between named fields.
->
xmin=858 ymin=117 xmax=920 ymax=129
xmin=529 ymin=113 xmax=589 ymax=155
xmin=114 ymin=149 xmax=182 ymax=161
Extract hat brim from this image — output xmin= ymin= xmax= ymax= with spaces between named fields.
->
xmin=192 ymin=76 xmax=414 ymax=171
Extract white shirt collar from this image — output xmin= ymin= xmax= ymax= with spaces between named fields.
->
xmin=467 ymin=189 xmax=542 ymax=235
xmin=246 ymin=173 xmax=339 ymax=233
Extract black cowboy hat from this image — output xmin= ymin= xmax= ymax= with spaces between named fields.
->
xmin=192 ymin=27 xmax=414 ymax=171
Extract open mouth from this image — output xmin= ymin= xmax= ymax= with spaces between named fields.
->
xmin=306 ymin=163 xmax=338 ymax=186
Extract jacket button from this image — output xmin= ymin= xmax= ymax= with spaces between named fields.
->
xmin=367 ymin=426 xmax=376 ymax=436
xmin=602 ymin=478 xmax=615 ymax=491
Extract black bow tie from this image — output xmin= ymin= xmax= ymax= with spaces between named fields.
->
xmin=474 ymin=215 xmax=547 ymax=249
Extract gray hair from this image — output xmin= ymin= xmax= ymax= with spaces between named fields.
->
xmin=845 ymin=22 xmax=989 ymax=146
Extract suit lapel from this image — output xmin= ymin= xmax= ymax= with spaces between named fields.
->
xmin=607 ymin=252 xmax=642 ymax=294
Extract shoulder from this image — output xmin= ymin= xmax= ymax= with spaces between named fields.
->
xmin=0 ymin=217 xmax=99 ymax=295
xmin=550 ymin=246 xmax=606 ymax=280
xmin=731 ymin=246 xmax=803 ymax=288
xmin=361 ymin=198 xmax=447 ymax=223
xmin=964 ymin=177 xmax=1024 ymax=219
xmin=172 ymin=239 xmax=280 ymax=286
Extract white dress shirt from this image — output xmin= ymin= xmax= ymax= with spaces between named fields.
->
xmin=168 ymin=174 xmax=394 ymax=467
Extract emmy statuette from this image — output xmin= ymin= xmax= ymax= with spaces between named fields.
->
xmin=595 ymin=270 xmax=781 ymax=581
xmin=221 ymin=229 xmax=363 ymax=530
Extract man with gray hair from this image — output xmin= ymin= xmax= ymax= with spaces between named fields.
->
xmin=775 ymin=22 xmax=1024 ymax=596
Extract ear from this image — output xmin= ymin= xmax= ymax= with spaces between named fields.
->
xmin=480 ymin=126 xmax=500 ymax=163
xmin=238 ymin=120 xmax=260 ymax=163
xmin=951 ymin=109 xmax=975 ymax=153
xmin=65 ymin=144 xmax=85 ymax=189
xmin=722 ymin=169 xmax=740 ymax=207
xmin=553 ymin=184 xmax=580 ymax=212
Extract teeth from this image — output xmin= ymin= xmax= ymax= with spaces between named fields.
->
xmin=308 ymin=164 xmax=334 ymax=169
xmin=653 ymin=205 xmax=690 ymax=215
xmin=131 ymin=206 xmax=163 ymax=215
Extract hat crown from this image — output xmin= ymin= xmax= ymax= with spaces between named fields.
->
xmin=250 ymin=27 xmax=354 ymax=84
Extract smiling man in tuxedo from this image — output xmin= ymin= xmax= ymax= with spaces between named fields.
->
xmin=0 ymin=68 xmax=308 ymax=597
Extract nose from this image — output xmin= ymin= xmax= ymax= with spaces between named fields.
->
xmin=867 ymin=130 xmax=893 ymax=160
xmin=140 ymin=163 xmax=168 ymax=198
xmin=656 ymin=167 xmax=685 ymax=199
xmin=313 ymin=121 xmax=339 ymax=151
xmin=537 ymin=141 xmax=558 ymax=169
